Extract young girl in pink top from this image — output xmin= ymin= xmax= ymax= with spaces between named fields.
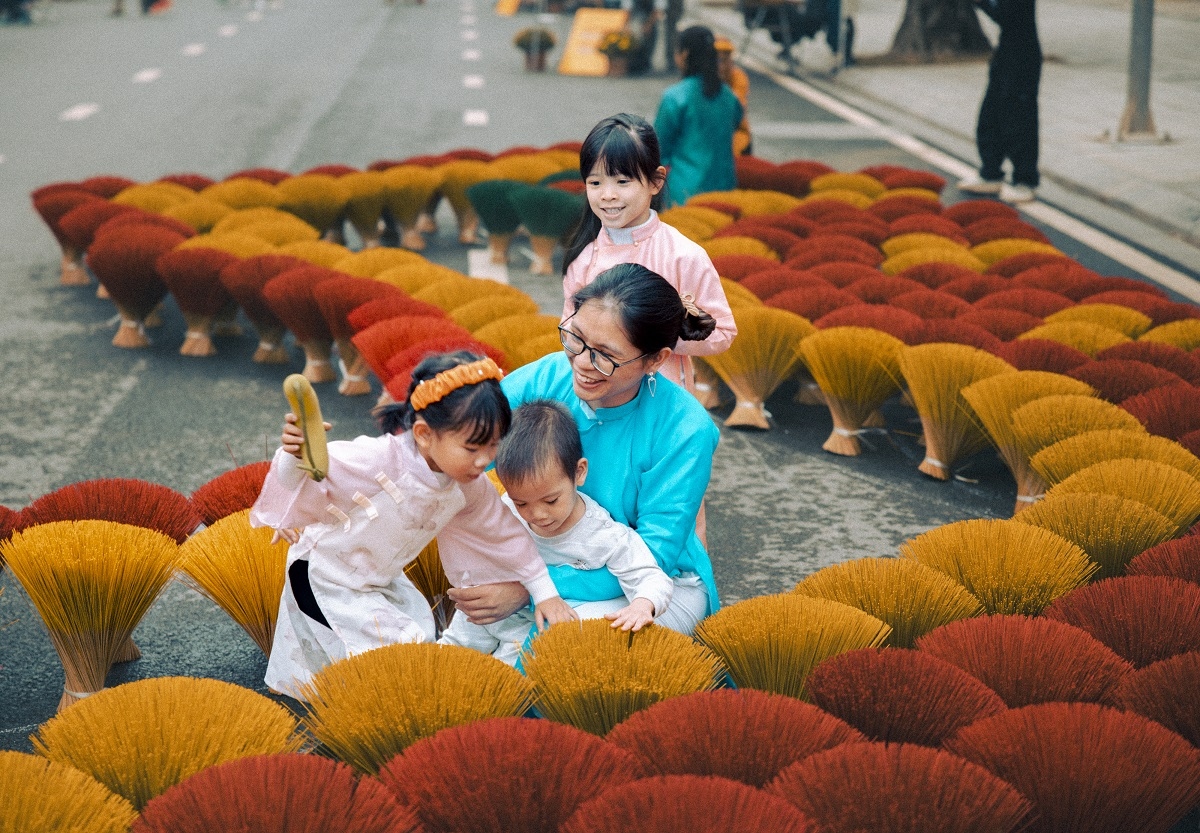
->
xmin=251 ymin=351 xmax=575 ymax=698
xmin=561 ymin=113 xmax=736 ymax=392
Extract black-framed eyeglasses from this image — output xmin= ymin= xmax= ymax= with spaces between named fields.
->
xmin=558 ymin=320 xmax=649 ymax=377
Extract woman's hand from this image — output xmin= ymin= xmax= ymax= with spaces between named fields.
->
xmin=534 ymin=596 xmax=581 ymax=632
xmin=281 ymin=412 xmax=331 ymax=459
xmin=605 ymin=597 xmax=655 ymax=632
xmin=447 ymin=582 xmax=530 ymax=625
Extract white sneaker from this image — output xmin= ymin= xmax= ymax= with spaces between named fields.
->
xmin=957 ymin=175 xmax=1003 ymax=195
xmin=1000 ymin=183 xmax=1037 ymax=204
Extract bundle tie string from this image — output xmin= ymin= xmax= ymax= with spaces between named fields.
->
xmin=337 ymin=358 xmax=368 ymax=383
xmin=63 ymin=688 xmax=94 ymax=699
xmin=1016 ymin=494 xmax=1045 ymax=503
xmin=922 ymin=457 xmax=946 ymax=469
xmin=833 ymin=427 xmax=866 ymax=437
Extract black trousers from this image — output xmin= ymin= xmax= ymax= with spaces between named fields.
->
xmin=976 ymin=46 xmax=1042 ymax=188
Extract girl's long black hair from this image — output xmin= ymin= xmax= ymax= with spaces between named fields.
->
xmin=561 ymin=113 xmax=665 ymax=275
xmin=679 ymin=25 xmax=722 ymax=99
xmin=374 ymin=350 xmax=511 ymax=445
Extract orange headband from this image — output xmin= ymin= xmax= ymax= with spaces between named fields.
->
xmin=410 ymin=357 xmax=504 ymax=411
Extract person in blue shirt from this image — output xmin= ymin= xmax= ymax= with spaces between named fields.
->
xmin=448 ymin=263 xmax=722 ymax=635
xmin=654 ymin=25 xmax=743 ymax=207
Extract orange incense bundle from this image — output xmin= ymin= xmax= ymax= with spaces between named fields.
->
xmin=974 ymin=287 xmax=1075 ymax=317
xmin=218 ymin=254 xmax=304 ymax=363
xmin=352 ymin=315 xmax=474 ymax=381
xmin=262 ymin=265 xmax=341 ymax=382
xmin=768 ymin=284 xmax=858 ymax=321
xmin=312 ymin=276 xmax=405 ymax=395
xmin=1113 ymin=652 xmax=1200 ymax=747
xmin=956 ymin=307 xmax=1043 ymax=340
xmin=377 ymin=717 xmax=645 ymax=833
xmin=916 ymin=614 xmax=1132 ymax=706
xmin=878 ymin=168 xmax=947 ymax=192
xmin=945 ymin=702 xmax=1200 ymax=833
xmin=85 ymin=224 xmax=188 ymax=347
xmin=200 ymin=178 xmax=283 ymax=211
xmin=888 ymin=289 xmax=971 ymax=319
xmin=964 ymin=216 xmax=1051 ymax=246
xmin=57 ymin=200 xmax=139 ymax=270
xmin=985 ymin=249 xmax=1071 ymax=277
xmin=561 ymin=775 xmax=819 ymax=833
xmin=155 ymin=247 xmax=240 ymax=356
xmin=710 ymin=253 xmax=790 ymax=281
xmin=606 ymin=689 xmax=863 ymax=787
xmin=806 ymin=648 xmax=1005 ymax=746
xmin=473 ymin=314 xmax=559 ymax=371
xmin=32 ymin=184 xmax=104 ymax=285
xmin=133 ymin=753 xmax=421 ymax=833
xmin=1067 ymin=359 xmax=1185 ymax=403
xmin=1121 ymin=384 xmax=1200 ymax=439
xmin=347 ymin=294 xmax=446 ymax=333
xmin=740 ymin=268 xmax=825 ymax=301
xmin=384 ymin=336 xmax=507 ymax=401
xmin=814 ymin=304 xmax=924 ymax=344
xmin=1127 ymin=536 xmax=1200 ymax=585
xmin=158 ymin=173 xmax=216 ymax=191
xmin=845 ymin=274 xmax=924 ymax=304
xmin=786 ymin=235 xmax=883 ymax=269
xmin=1044 ymin=575 xmax=1200 ymax=668
xmin=1082 ymin=290 xmax=1188 ymax=326
xmin=942 ymin=199 xmax=1019 ymax=225
xmin=189 ymin=461 xmax=271 ymax=526
xmin=991 ymin=338 xmax=1091 ymax=373
xmin=716 ymin=224 xmax=802 ymax=260
xmin=768 ymin=741 xmax=1034 ymax=833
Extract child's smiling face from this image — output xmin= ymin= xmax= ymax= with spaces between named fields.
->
xmin=416 ymin=423 xmax=501 ymax=484
xmin=503 ymin=458 xmax=588 ymax=538
xmin=585 ymin=161 xmax=664 ymax=231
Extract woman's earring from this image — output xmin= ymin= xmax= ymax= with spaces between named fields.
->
xmin=646 ymin=373 xmax=657 ymax=397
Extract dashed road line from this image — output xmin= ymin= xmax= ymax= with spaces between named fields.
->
xmin=219 ymin=24 xmax=238 ymax=37
xmin=463 ymin=75 xmax=484 ymax=89
xmin=463 ymin=109 xmax=489 ymax=126
xmin=59 ymin=103 xmax=100 ymax=122
xmin=461 ymin=29 xmax=478 ymax=41
xmin=181 ymin=43 xmax=206 ymax=56
xmin=246 ymin=10 xmax=263 ymax=22
xmin=462 ymin=48 xmax=481 ymax=60
xmin=132 ymin=68 xmax=162 ymax=84
xmin=461 ymin=14 xmax=476 ymax=24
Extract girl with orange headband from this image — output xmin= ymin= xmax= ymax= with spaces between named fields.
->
xmin=251 ymin=351 xmax=575 ymax=699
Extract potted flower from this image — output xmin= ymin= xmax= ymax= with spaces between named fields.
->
xmin=597 ymin=29 xmax=637 ymax=77
xmin=514 ymin=27 xmax=557 ymax=72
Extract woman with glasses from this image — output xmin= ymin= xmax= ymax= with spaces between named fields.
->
xmin=448 ymin=263 xmax=722 ymax=635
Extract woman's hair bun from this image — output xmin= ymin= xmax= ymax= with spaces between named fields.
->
xmin=680 ymin=307 xmax=717 ymax=342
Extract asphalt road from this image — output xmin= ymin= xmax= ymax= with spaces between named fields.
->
xmin=0 ymin=0 xmax=1194 ymax=749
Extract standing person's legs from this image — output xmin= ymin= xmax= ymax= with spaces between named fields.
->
xmin=1006 ymin=62 xmax=1042 ymax=188
xmin=664 ymin=0 xmax=683 ymax=68
xmin=975 ymin=68 xmax=1008 ymax=184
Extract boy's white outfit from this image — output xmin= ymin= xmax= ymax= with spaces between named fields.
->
xmin=439 ymin=492 xmax=674 ymax=665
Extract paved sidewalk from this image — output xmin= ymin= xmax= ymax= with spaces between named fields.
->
xmin=692 ymin=0 xmax=1200 ymax=266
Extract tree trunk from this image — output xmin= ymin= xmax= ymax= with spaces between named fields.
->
xmin=890 ymin=0 xmax=993 ymax=60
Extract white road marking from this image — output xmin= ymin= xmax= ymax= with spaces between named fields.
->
xmin=0 ymin=155 xmax=6 ymax=165
xmin=460 ymin=14 xmax=476 ymax=24
xmin=463 ymin=109 xmax=489 ymax=126
xmin=462 ymin=48 xmax=481 ymax=60
xmin=246 ymin=10 xmax=263 ymax=22
xmin=463 ymin=75 xmax=484 ymax=89
xmin=467 ymin=248 xmax=509 ymax=283
xmin=132 ymin=68 xmax=162 ymax=84
xmin=461 ymin=29 xmax=478 ymax=41
xmin=743 ymin=54 xmax=1200 ymax=300
xmin=59 ymin=103 xmax=100 ymax=122
xmin=182 ymin=42 xmax=206 ymax=56
xmin=537 ymin=12 xmax=557 ymax=23
xmin=219 ymin=24 xmax=238 ymax=36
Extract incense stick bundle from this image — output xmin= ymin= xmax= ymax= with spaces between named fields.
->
xmin=189 ymin=461 xmax=271 ymax=525
xmin=917 ymin=613 xmax=1133 ymax=706
xmin=605 ymin=689 xmax=864 ymax=787
xmin=1140 ymin=318 xmax=1200 ymax=350
xmin=155 ymin=246 xmax=240 ymax=356
xmin=312 ymin=276 xmax=404 ymax=395
xmin=1121 ymin=383 xmax=1200 ymax=440
xmin=2 ymin=520 xmax=180 ymax=709
xmin=939 ymin=273 xmax=1009 ymax=301
xmin=0 ymin=751 xmax=136 ymax=833
xmin=523 ymin=621 xmax=722 ymax=736
xmin=381 ymin=165 xmax=443 ymax=250
xmin=200 ymin=178 xmax=283 ymax=211
xmin=111 ymin=181 xmax=196 ymax=212
xmin=278 ymin=238 xmax=352 ymax=267
xmin=1009 ymin=393 xmax=1147 ymax=463
xmin=813 ymin=304 xmax=924 ymax=342
xmin=32 ymin=676 xmax=303 ymax=809
xmin=507 ymin=184 xmax=587 ymax=274
xmin=896 ymin=343 xmax=1015 ymax=479
xmin=435 ymin=158 xmax=491 ymax=243
xmin=1018 ymin=321 xmax=1132 ymax=356
xmin=1066 ymin=358 xmax=1185 ymax=403
xmin=1127 ymin=536 xmax=1200 ymax=585
xmin=177 ymin=509 xmax=287 ymax=656
xmin=332 ymin=247 xmax=424 ymax=278
xmin=347 ymin=295 xmax=446 ymax=332
xmin=473 ymin=314 xmax=559 ymax=371
xmin=701 ymin=307 xmax=812 ymax=429
xmin=276 ymin=173 xmax=350 ymax=238
xmin=694 ymin=594 xmax=891 ymax=700
xmin=450 ymin=294 xmax=540 ymax=332
xmin=900 ymin=518 xmax=1096 ymax=614
xmin=1113 ymin=652 xmax=1200 ymax=747
xmin=960 ymin=370 xmax=1095 ymax=511
xmin=985 ymin=249 xmax=1070 ymax=277
xmin=262 ymin=265 xmax=341 ymax=382
xmin=1046 ymin=302 xmax=1153 ymax=338
xmin=1031 ymin=428 xmax=1200 ymax=487
xmin=384 ymin=337 xmax=508 ymax=403
xmin=300 ymin=643 xmax=534 ymax=774
xmin=85 ymin=224 xmax=188 ymax=347
xmin=218 ymin=254 xmax=304 ymax=363
xmin=990 ymin=338 xmax=1092 ymax=374
xmin=1047 ymin=458 xmax=1200 ymax=533
xmin=794 ymin=556 xmax=983 ymax=647
xmin=798 ymin=326 xmax=905 ymax=454
xmin=353 ymin=316 xmax=476 ymax=379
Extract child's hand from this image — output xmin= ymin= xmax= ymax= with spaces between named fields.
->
xmin=270 ymin=528 xmax=301 ymax=545
xmin=605 ymin=598 xmax=656 ymax=632
xmin=534 ymin=596 xmax=580 ymax=631
xmin=281 ymin=412 xmax=331 ymax=459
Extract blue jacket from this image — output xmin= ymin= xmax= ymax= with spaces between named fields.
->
xmin=655 ymin=76 xmax=743 ymax=207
